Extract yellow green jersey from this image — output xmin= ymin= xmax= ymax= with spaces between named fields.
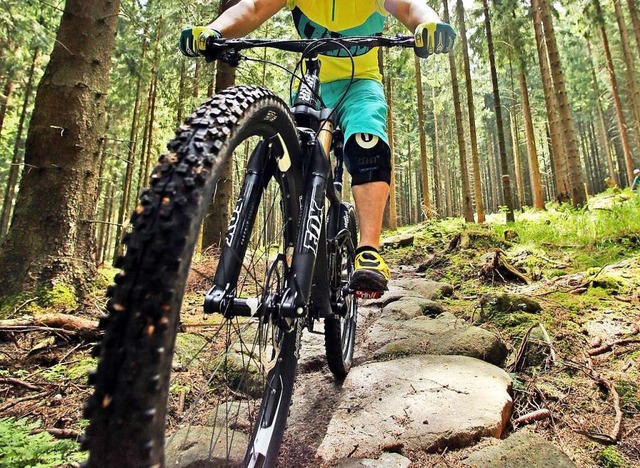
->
xmin=286 ymin=0 xmax=389 ymax=82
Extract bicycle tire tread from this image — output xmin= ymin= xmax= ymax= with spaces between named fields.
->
xmin=84 ymin=85 xmax=296 ymax=467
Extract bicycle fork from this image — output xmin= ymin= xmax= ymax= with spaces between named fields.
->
xmin=204 ymin=127 xmax=335 ymax=321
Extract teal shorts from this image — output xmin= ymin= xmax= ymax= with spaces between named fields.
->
xmin=321 ymin=78 xmax=389 ymax=145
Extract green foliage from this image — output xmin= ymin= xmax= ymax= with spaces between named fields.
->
xmin=491 ymin=194 xmax=640 ymax=271
xmin=0 ymin=418 xmax=82 ymax=467
xmin=599 ymin=446 xmax=630 ymax=468
xmin=615 ymin=380 xmax=640 ymax=416
xmin=42 ymin=357 xmax=97 ymax=383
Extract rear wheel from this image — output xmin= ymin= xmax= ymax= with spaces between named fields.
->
xmin=83 ymin=86 xmax=302 ymax=467
xmin=325 ymin=203 xmax=358 ymax=379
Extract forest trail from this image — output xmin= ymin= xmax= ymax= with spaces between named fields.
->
xmin=277 ymin=268 xmax=575 ymax=467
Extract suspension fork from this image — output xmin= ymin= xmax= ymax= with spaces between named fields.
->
xmin=204 ymin=140 xmax=278 ymax=316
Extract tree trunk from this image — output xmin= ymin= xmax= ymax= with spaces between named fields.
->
xmin=0 ymin=49 xmax=39 ymax=240
xmin=482 ymin=0 xmax=515 ymax=222
xmin=136 ymin=24 xmax=162 ymax=199
xmin=176 ymin=60 xmax=187 ymax=126
xmin=414 ymin=55 xmax=433 ymax=218
xmin=538 ymin=0 xmax=586 ymax=206
xmin=593 ymin=0 xmax=636 ymax=185
xmin=432 ymin=88 xmax=443 ymax=217
xmin=441 ymin=113 xmax=453 ymax=218
xmin=201 ymin=0 xmax=239 ymax=250
xmin=510 ymin=108 xmax=524 ymax=208
xmin=585 ymin=39 xmax=617 ymax=186
xmin=0 ymin=78 xmax=13 ymax=138
xmin=0 ymin=0 xmax=120 ymax=299
xmin=628 ymin=0 xmax=640 ymax=59
xmin=531 ymin=0 xmax=571 ymax=202
xmin=442 ymin=0 xmax=474 ymax=223
xmin=613 ymin=0 xmax=640 ymax=155
xmin=518 ymin=71 xmax=545 ymax=209
xmin=456 ymin=0 xmax=484 ymax=223
xmin=113 ymin=23 xmax=150 ymax=258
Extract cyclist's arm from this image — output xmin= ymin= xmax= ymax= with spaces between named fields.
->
xmin=384 ymin=0 xmax=441 ymax=31
xmin=207 ymin=0 xmax=287 ymax=38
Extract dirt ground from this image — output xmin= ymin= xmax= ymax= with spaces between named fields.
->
xmin=0 ymin=226 xmax=638 ymax=467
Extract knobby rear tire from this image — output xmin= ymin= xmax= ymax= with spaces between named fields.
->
xmin=324 ymin=203 xmax=358 ymax=379
xmin=83 ymin=85 xmax=301 ymax=467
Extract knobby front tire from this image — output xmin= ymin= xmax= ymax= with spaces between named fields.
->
xmin=83 ymin=85 xmax=302 ymax=467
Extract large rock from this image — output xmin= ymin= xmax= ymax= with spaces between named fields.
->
xmin=381 ymin=233 xmax=415 ymax=248
xmin=165 ymin=425 xmax=248 ymax=467
xmin=463 ymin=431 xmax=576 ymax=467
xmin=335 ymin=452 xmax=412 ymax=467
xmin=364 ymin=313 xmax=509 ymax=366
xmin=393 ymin=279 xmax=454 ymax=300
xmin=315 ymin=355 xmax=513 ymax=462
xmin=380 ymin=296 xmax=444 ymax=320
xmin=298 ymin=324 xmax=328 ymax=374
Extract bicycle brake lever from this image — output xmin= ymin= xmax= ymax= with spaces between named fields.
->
xmin=216 ymin=49 xmax=242 ymax=66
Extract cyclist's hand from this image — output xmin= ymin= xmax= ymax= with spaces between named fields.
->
xmin=179 ymin=26 xmax=222 ymax=58
xmin=414 ymin=21 xmax=456 ymax=58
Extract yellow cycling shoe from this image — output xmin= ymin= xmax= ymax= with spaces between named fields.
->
xmin=349 ymin=248 xmax=390 ymax=292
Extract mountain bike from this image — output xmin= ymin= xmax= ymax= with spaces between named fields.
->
xmin=83 ymin=34 xmax=414 ymax=468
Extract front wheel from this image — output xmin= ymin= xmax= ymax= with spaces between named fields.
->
xmin=325 ymin=203 xmax=358 ymax=379
xmin=83 ymin=85 xmax=302 ymax=467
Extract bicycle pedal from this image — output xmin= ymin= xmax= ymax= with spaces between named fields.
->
xmin=355 ymin=290 xmax=383 ymax=300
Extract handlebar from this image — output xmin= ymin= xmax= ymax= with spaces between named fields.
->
xmin=205 ymin=35 xmax=416 ymax=57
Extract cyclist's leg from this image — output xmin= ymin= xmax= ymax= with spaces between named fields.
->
xmin=322 ymin=79 xmax=391 ymax=291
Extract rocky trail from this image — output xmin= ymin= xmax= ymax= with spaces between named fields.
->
xmin=277 ymin=270 xmax=575 ymax=467
xmin=2 ymin=211 xmax=639 ymax=467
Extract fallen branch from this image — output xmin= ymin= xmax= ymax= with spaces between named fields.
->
xmin=0 ymin=377 xmax=40 ymax=391
xmin=479 ymin=249 xmax=531 ymax=284
xmin=0 ymin=391 xmax=50 ymax=412
xmin=597 ymin=377 xmax=623 ymax=443
xmin=538 ymin=324 xmax=557 ymax=365
xmin=587 ymin=339 xmax=640 ymax=357
xmin=514 ymin=408 xmax=552 ymax=426
xmin=0 ymin=314 xmax=100 ymax=341
xmin=581 ymin=353 xmax=624 ymax=443
xmin=509 ymin=324 xmax=537 ymax=372
xmin=613 ymin=295 xmax=632 ymax=303
xmin=30 ymin=428 xmax=81 ymax=441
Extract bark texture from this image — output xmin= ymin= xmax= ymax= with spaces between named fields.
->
xmin=0 ymin=0 xmax=120 ymax=298
xmin=442 ymin=0 xmax=474 ymax=223
xmin=456 ymin=0 xmax=484 ymax=223
xmin=538 ymin=0 xmax=586 ymax=206
xmin=482 ymin=0 xmax=515 ymax=222
xmin=593 ymin=0 xmax=635 ymax=185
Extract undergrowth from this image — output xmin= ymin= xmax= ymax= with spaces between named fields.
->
xmin=490 ymin=190 xmax=640 ymax=270
xmin=0 ymin=418 xmax=82 ymax=467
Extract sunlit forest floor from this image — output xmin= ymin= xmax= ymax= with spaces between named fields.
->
xmin=1 ymin=189 xmax=639 ymax=467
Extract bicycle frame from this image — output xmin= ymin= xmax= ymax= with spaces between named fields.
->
xmin=204 ymin=51 xmax=350 ymax=322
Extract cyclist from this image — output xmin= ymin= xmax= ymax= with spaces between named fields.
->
xmin=179 ymin=0 xmax=456 ymax=294
xmin=632 ymin=168 xmax=640 ymax=193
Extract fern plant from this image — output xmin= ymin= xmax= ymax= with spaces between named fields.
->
xmin=0 ymin=418 xmax=82 ymax=467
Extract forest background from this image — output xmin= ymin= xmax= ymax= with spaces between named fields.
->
xmin=0 ymin=1 xmax=639 ymax=466
xmin=0 ymin=0 xmax=639 ymax=300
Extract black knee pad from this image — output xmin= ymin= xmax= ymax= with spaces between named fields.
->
xmin=344 ymin=133 xmax=391 ymax=186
